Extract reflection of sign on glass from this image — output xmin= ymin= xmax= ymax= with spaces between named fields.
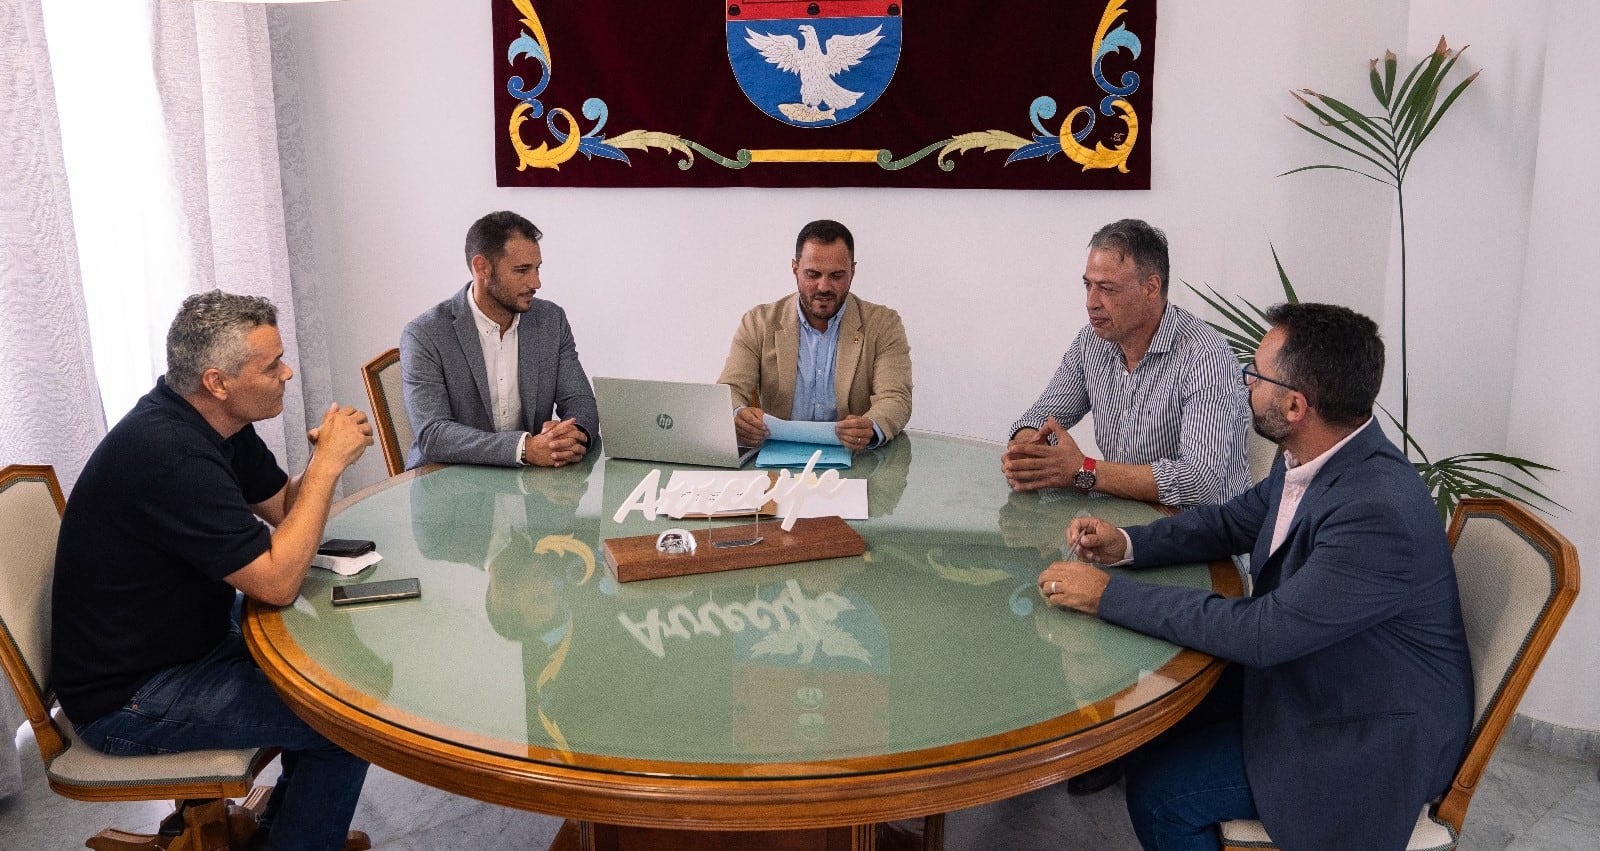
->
xmin=732 ymin=584 xmax=889 ymax=754
xmin=617 ymin=579 xmax=867 ymax=660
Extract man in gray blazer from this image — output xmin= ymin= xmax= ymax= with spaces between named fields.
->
xmin=401 ymin=211 xmax=598 ymax=469
xmin=1040 ymin=303 xmax=1472 ymax=851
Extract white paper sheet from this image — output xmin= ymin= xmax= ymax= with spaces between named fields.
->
xmin=310 ymin=550 xmax=382 ymax=577
xmin=775 ymin=477 xmax=868 ymax=520
xmin=762 ymin=414 xmax=844 ymax=446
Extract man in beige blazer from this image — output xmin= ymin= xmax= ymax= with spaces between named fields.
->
xmin=717 ymin=220 xmax=912 ymax=451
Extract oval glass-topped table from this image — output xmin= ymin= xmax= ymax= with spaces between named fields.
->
xmin=244 ymin=431 xmax=1239 ymax=849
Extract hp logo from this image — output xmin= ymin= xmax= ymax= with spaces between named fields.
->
xmin=656 ymin=414 xmax=674 ymax=430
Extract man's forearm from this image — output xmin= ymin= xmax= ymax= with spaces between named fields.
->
xmin=250 ymin=463 xmax=342 ymax=605
xmin=1091 ymin=460 xmax=1161 ymax=503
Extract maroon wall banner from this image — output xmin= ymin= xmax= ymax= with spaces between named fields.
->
xmin=494 ymin=1 xmax=1156 ymax=189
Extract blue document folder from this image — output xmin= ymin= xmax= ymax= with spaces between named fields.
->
xmin=755 ymin=440 xmax=852 ymax=469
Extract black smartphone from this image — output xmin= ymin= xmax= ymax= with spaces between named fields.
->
xmin=318 ymin=538 xmax=376 ymax=558
xmin=330 ymin=578 xmax=420 ymax=606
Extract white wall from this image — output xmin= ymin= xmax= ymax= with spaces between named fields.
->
xmin=277 ymin=1 xmax=1598 ymax=730
xmin=1501 ymin=0 xmax=1599 ymax=731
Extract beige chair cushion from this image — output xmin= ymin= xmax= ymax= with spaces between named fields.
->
xmin=1246 ymin=429 xmax=1279 ymax=485
xmin=46 ymin=709 xmax=264 ymax=790
xmin=3 ymin=470 xmax=268 ymax=796
xmin=1220 ymin=806 xmax=1457 ymax=850
xmin=1451 ymin=515 xmax=1554 ymax=731
xmin=0 ymin=474 xmax=60 ymax=698
xmin=377 ymin=356 xmax=414 ymax=463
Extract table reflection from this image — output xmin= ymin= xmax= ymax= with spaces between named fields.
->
xmin=272 ymin=431 xmax=1218 ymax=773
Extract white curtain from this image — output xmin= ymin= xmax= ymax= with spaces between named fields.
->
xmin=147 ymin=0 xmax=331 ymax=470
xmin=0 ymin=0 xmax=105 ymax=492
xmin=36 ymin=0 xmax=330 ymax=470
xmin=1 ymin=0 xmax=331 ymax=794
xmin=0 ymin=0 xmax=104 ymax=802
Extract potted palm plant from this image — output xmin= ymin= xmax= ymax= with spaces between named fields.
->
xmin=1189 ymin=38 xmax=1558 ymax=520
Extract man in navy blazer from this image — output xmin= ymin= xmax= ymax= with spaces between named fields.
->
xmin=401 ymin=211 xmax=599 ymax=469
xmin=1040 ymin=303 xmax=1472 ymax=851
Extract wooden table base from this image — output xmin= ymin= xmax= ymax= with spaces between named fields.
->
xmin=549 ymin=815 xmax=945 ymax=851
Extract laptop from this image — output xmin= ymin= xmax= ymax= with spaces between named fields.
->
xmin=593 ymin=378 xmax=759 ymax=468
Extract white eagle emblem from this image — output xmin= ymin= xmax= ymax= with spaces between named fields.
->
xmin=743 ymin=24 xmax=885 ymax=123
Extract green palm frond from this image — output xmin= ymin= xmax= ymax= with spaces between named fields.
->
xmin=1246 ymin=39 xmax=1561 ymax=521
xmin=1417 ymin=452 xmax=1563 ymax=523
xmin=1184 ymin=246 xmax=1300 ymax=363
xmin=1284 ymin=37 xmax=1478 ymax=453
xmin=1376 ymin=408 xmax=1562 ymax=521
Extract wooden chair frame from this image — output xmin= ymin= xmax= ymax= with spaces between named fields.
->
xmin=1434 ymin=497 xmax=1579 ymax=831
xmin=1222 ymin=497 xmax=1580 ymax=850
xmin=0 ymin=465 xmax=277 ymax=850
xmin=360 ymin=347 xmax=408 ymax=477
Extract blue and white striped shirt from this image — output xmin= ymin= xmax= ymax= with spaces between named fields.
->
xmin=1010 ymin=303 xmax=1249 ymax=508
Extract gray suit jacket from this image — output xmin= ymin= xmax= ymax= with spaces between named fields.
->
xmin=1100 ymin=421 xmax=1473 ymax=851
xmin=400 ymin=285 xmax=599 ymax=469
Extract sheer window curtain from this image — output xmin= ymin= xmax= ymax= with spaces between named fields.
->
xmin=0 ymin=0 xmax=105 ymax=799
xmin=1 ymin=0 xmax=331 ymax=794
xmin=39 ymin=0 xmax=331 ymax=469
xmin=148 ymin=0 xmax=331 ymax=471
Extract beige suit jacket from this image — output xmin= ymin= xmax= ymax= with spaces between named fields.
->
xmin=717 ymin=293 xmax=913 ymax=441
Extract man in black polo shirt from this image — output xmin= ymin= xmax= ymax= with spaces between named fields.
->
xmin=53 ymin=291 xmax=374 ymax=851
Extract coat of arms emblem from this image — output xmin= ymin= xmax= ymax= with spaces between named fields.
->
xmin=726 ymin=2 xmax=904 ymax=127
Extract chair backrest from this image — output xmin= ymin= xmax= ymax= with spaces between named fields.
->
xmin=1246 ymin=429 xmax=1279 ymax=485
xmin=0 ymin=465 xmax=70 ymax=759
xmin=1435 ymin=497 xmax=1580 ymax=832
xmin=361 ymin=347 xmax=413 ymax=477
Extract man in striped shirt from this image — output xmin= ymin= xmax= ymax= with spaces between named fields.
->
xmin=1002 ymin=219 xmax=1248 ymax=510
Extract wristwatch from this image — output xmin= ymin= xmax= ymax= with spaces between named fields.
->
xmin=1073 ymin=457 xmax=1098 ymax=492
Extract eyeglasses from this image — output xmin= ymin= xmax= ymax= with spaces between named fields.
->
xmin=1241 ymin=362 xmax=1299 ymax=392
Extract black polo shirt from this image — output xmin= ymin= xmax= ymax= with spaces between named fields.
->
xmin=52 ymin=378 xmax=287 ymax=724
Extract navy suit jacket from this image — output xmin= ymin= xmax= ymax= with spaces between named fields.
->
xmin=400 ymin=285 xmax=599 ymax=469
xmin=1099 ymin=421 xmax=1472 ymax=851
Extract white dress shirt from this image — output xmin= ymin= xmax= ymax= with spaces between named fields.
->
xmin=468 ymin=295 xmax=529 ymax=465
xmin=1267 ymin=417 xmax=1374 ymax=556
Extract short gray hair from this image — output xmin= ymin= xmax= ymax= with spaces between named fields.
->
xmin=1089 ymin=218 xmax=1170 ymax=297
xmin=165 ymin=290 xmax=278 ymax=395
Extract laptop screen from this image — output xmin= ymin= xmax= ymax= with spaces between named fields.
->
xmin=593 ymin=378 xmax=756 ymax=468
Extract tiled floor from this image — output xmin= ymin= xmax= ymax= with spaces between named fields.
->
xmin=2 ymin=724 xmax=1596 ymax=850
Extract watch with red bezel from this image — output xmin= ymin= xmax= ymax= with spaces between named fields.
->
xmin=1073 ymin=457 xmax=1098 ymax=492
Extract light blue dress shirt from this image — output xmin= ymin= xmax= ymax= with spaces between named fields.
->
xmin=793 ymin=301 xmax=843 ymax=423
xmin=791 ymin=301 xmax=885 ymax=448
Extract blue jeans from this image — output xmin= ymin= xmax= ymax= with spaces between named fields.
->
xmin=1123 ymin=667 xmax=1259 ymax=851
xmin=74 ymin=619 xmax=368 ymax=851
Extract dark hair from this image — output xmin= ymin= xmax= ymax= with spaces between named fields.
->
xmin=1088 ymin=219 xmax=1170 ymax=297
xmin=464 ymin=211 xmax=543 ymax=269
xmin=794 ymin=219 xmax=854 ymax=259
xmin=165 ymin=290 xmax=278 ymax=395
xmin=1263 ymin=302 xmax=1385 ymax=428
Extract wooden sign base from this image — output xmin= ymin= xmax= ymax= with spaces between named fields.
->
xmin=602 ymin=516 xmax=866 ymax=583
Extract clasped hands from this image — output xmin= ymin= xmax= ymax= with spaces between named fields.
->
xmin=523 ymin=418 xmax=588 ymax=467
xmin=306 ymin=403 xmax=373 ymax=470
xmin=1002 ymin=417 xmax=1087 ymax=491
xmin=734 ymin=406 xmax=875 ymax=453
xmin=1037 ymin=514 xmax=1126 ymax=615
